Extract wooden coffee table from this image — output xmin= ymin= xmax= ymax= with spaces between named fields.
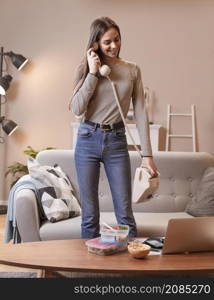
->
xmin=0 ymin=239 xmax=214 ymax=277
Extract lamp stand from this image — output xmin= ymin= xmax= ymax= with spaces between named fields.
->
xmin=0 ymin=47 xmax=3 ymax=139
xmin=0 ymin=46 xmax=8 ymax=214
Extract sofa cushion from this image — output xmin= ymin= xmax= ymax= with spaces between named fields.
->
xmin=40 ymin=212 xmax=193 ymax=240
xmin=185 ymin=167 xmax=214 ymax=216
xmin=101 ymin=212 xmax=193 ymax=237
xmin=40 ymin=216 xmax=82 ymax=240
xmin=27 ymin=157 xmax=81 ymax=223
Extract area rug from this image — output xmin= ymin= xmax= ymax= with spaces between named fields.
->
xmin=0 ymin=205 xmax=7 ymax=215
xmin=55 ymin=271 xmax=131 ymax=278
xmin=0 ymin=272 xmax=38 ymax=278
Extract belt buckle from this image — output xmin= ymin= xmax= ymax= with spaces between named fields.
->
xmin=100 ymin=123 xmax=113 ymax=131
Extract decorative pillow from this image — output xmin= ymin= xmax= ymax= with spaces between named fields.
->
xmin=27 ymin=157 xmax=81 ymax=222
xmin=186 ymin=167 xmax=214 ymax=216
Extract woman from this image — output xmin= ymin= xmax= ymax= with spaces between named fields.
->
xmin=70 ymin=16 xmax=158 ymax=239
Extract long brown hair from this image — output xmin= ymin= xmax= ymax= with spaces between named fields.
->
xmin=69 ymin=16 xmax=121 ymax=110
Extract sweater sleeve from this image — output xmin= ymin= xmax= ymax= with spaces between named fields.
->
xmin=132 ymin=65 xmax=153 ymax=157
xmin=70 ymin=72 xmax=98 ymax=116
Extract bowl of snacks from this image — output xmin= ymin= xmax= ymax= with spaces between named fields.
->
xmin=128 ymin=243 xmax=151 ymax=258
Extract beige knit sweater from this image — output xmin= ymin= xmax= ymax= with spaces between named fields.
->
xmin=70 ymin=60 xmax=152 ymax=156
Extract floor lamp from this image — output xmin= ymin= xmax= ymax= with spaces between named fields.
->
xmin=0 ymin=46 xmax=28 ymax=214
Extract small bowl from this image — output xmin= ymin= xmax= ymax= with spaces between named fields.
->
xmin=128 ymin=243 xmax=151 ymax=258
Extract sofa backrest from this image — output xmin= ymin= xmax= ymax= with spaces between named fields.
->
xmin=36 ymin=150 xmax=214 ymax=213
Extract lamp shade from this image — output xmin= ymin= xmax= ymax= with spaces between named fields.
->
xmin=0 ymin=75 xmax=13 ymax=95
xmin=8 ymin=51 xmax=29 ymax=70
xmin=0 ymin=117 xmax=18 ymax=135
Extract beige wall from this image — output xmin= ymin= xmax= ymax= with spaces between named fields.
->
xmin=1 ymin=0 xmax=214 ymax=203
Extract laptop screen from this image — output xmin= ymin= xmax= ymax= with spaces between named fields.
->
xmin=162 ymin=217 xmax=214 ymax=254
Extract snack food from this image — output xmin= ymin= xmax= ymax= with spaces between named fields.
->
xmin=128 ymin=243 xmax=151 ymax=258
xmin=85 ymin=237 xmax=127 ymax=256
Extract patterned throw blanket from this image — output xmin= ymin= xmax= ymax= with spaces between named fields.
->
xmin=4 ymin=158 xmax=80 ymax=243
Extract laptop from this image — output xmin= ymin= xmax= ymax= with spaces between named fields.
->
xmin=162 ymin=217 xmax=214 ymax=254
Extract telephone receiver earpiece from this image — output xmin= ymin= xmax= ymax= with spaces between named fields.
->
xmin=92 ymin=42 xmax=99 ymax=51
xmin=92 ymin=42 xmax=111 ymax=77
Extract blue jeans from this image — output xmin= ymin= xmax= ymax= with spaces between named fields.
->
xmin=74 ymin=122 xmax=137 ymax=238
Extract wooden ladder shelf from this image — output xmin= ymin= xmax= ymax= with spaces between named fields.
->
xmin=166 ymin=104 xmax=196 ymax=152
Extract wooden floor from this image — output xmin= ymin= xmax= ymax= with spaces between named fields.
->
xmin=0 ymin=214 xmax=56 ymax=277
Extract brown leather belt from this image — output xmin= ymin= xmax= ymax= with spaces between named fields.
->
xmin=84 ymin=120 xmax=124 ymax=131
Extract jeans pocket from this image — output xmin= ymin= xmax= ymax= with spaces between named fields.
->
xmin=78 ymin=127 xmax=93 ymax=138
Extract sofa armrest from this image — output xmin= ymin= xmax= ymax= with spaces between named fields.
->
xmin=15 ymin=189 xmax=41 ymax=242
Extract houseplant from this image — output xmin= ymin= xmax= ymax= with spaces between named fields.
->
xmin=5 ymin=145 xmax=55 ymax=187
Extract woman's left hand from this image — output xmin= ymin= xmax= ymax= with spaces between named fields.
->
xmin=143 ymin=157 xmax=159 ymax=177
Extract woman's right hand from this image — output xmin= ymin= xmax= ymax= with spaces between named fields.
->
xmin=87 ymin=48 xmax=101 ymax=75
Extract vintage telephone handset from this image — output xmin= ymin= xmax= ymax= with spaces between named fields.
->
xmin=92 ymin=42 xmax=111 ymax=77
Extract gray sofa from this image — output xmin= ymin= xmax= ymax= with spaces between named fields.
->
xmin=15 ymin=150 xmax=214 ymax=242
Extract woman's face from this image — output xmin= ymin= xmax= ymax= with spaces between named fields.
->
xmin=98 ymin=28 xmax=121 ymax=59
